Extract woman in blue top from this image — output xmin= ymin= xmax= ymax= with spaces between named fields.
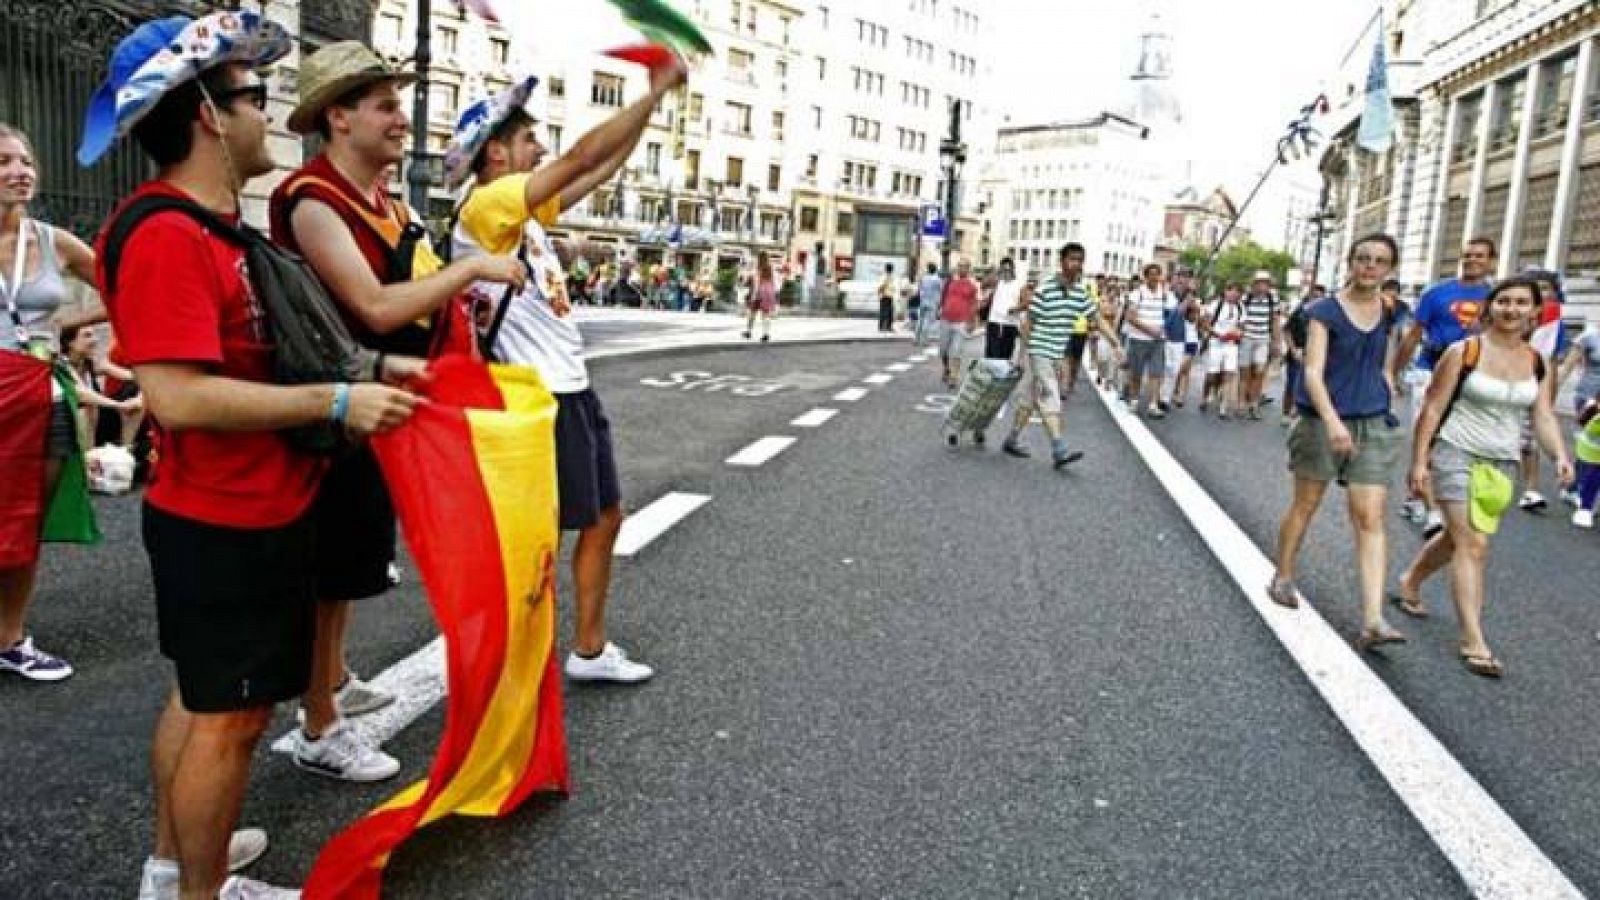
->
xmin=1268 ymin=234 xmax=1409 ymax=652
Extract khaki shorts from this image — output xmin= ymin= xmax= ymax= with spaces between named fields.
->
xmin=1431 ymin=441 xmax=1518 ymax=504
xmin=1021 ymin=354 xmax=1064 ymax=415
xmin=1287 ymin=413 xmax=1404 ymax=486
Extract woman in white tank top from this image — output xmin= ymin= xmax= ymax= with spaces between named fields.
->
xmin=1392 ymin=278 xmax=1573 ymax=678
xmin=0 ymin=123 xmax=101 ymax=683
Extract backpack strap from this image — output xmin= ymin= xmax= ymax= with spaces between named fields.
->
xmin=1435 ymin=337 xmax=1481 ymax=445
xmin=101 ymin=195 xmax=250 ymax=294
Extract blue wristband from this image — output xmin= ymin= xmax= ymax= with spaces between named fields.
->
xmin=331 ymin=383 xmax=352 ymax=425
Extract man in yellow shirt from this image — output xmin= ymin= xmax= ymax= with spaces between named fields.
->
xmin=446 ymin=60 xmax=687 ymax=683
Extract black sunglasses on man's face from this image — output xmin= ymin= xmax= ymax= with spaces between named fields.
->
xmin=214 ymin=83 xmax=269 ymax=111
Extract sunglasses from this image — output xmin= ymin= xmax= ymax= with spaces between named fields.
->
xmin=213 ymin=83 xmax=269 ymax=111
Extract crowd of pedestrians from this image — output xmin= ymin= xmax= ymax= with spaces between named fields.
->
xmin=0 ymin=11 xmax=687 ymax=898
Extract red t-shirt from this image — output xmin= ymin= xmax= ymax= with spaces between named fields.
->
xmin=941 ymin=277 xmax=980 ymax=323
xmin=98 ymin=181 xmax=322 ymax=528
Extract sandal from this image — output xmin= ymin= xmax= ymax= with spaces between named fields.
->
xmin=1461 ymin=650 xmax=1504 ymax=679
xmin=1266 ymin=577 xmax=1301 ymax=609
xmin=1355 ymin=627 xmax=1408 ymax=653
xmin=1388 ymin=590 xmax=1429 ymax=619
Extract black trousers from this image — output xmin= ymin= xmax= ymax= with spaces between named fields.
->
xmin=878 ymin=297 xmax=894 ymax=332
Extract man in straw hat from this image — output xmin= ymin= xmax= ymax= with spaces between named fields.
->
xmin=267 ymin=42 xmax=526 ymax=784
xmin=80 ymin=12 xmax=421 ymax=899
xmin=447 ymin=56 xmax=687 ymax=684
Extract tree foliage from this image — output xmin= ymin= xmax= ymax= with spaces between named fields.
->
xmin=1179 ymin=241 xmax=1297 ymax=297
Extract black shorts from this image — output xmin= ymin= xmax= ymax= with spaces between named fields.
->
xmin=142 ymin=504 xmax=316 ymax=713
xmin=311 ymin=447 xmax=396 ymax=601
xmin=985 ymin=322 xmax=1019 ymax=360
xmin=555 ymin=389 xmax=621 ymax=530
xmin=1065 ymin=333 xmax=1089 ymax=360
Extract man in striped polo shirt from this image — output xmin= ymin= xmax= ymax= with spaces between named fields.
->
xmin=1001 ymin=243 xmax=1121 ymax=467
xmin=1239 ymin=270 xmax=1283 ymax=420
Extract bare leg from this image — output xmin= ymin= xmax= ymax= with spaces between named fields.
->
xmin=122 ymin=406 xmax=147 ymax=449
xmin=1440 ymin=501 xmax=1493 ymax=655
xmin=1274 ymin=477 xmax=1329 ymax=582
xmin=302 ymin=600 xmax=350 ymax=737
xmin=1347 ymin=485 xmax=1392 ymax=633
xmin=0 ymin=460 xmax=64 ymax=647
xmin=151 ymin=691 xmax=191 ymax=860
xmin=171 ymin=706 xmax=271 ymax=900
xmin=572 ymin=505 xmax=624 ymax=656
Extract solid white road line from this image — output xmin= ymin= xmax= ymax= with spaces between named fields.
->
xmin=834 ymin=387 xmax=869 ymax=402
xmin=1093 ymin=386 xmax=1582 ymax=899
xmin=791 ymin=408 xmax=839 ymax=428
xmin=270 ymin=637 xmax=446 ymax=755
xmin=863 ymin=373 xmax=894 ymax=385
xmin=614 ymin=491 xmax=713 ymax=557
xmin=886 ymin=363 xmax=913 ymax=372
xmin=726 ymin=436 xmax=798 ymax=467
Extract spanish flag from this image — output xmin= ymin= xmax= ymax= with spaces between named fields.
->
xmin=305 ymin=357 xmax=569 ymax=899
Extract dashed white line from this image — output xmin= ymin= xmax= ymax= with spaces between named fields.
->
xmin=614 ymin=491 xmax=713 ymax=557
xmin=863 ymin=373 xmax=894 ymax=385
xmin=886 ymin=363 xmax=913 ymax=372
xmin=834 ymin=387 xmax=869 ymax=402
xmin=904 ymin=355 xmax=925 ymax=363
xmin=1093 ymin=386 xmax=1583 ymax=900
xmin=725 ymin=436 xmax=798 ymax=467
xmin=791 ymin=408 xmax=839 ymax=428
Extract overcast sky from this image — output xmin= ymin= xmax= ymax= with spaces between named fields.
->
xmin=986 ymin=0 xmax=1381 ymax=246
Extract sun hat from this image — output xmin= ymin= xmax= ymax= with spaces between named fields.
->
xmin=286 ymin=41 xmax=417 ymax=135
xmin=1251 ymin=269 xmax=1273 ymax=283
xmin=443 ymin=75 xmax=539 ymax=190
xmin=1468 ymin=461 xmax=1514 ymax=534
xmin=78 ymin=11 xmax=291 ymax=166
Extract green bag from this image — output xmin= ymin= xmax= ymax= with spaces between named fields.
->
xmin=40 ymin=364 xmax=101 ymax=545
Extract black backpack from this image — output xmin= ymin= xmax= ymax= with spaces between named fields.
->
xmin=102 ymin=195 xmax=380 ymax=456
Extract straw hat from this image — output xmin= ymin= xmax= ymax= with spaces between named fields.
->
xmin=287 ymin=41 xmax=416 ymax=135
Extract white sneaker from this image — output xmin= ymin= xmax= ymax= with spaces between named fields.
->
xmin=1519 ymin=490 xmax=1548 ymax=512
xmin=138 ymin=827 xmax=271 ymax=898
xmin=1563 ymin=489 xmax=1582 ymax=508
xmin=291 ymin=719 xmax=400 ymax=783
xmin=218 ymin=875 xmax=301 ymax=899
xmin=1574 ymin=509 xmax=1595 ymax=529
xmin=334 ymin=672 xmax=395 ymax=718
xmin=565 ymin=642 xmax=654 ymax=684
xmin=1423 ymin=510 xmax=1445 ymax=538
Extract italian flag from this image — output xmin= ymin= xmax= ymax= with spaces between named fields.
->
xmin=305 ymin=358 xmax=568 ymax=899
xmin=460 ymin=0 xmax=712 ymax=63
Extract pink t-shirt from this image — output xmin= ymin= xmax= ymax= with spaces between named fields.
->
xmin=941 ymin=277 xmax=980 ymax=323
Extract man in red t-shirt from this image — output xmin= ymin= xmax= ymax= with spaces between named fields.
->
xmin=267 ymin=43 xmax=524 ymax=784
xmin=937 ymin=260 xmax=982 ymax=387
xmin=82 ymin=14 xmax=418 ymax=899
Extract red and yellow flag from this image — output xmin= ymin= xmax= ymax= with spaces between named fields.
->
xmin=306 ymin=357 xmax=569 ymax=899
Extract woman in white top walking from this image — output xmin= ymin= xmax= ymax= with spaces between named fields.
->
xmin=0 ymin=123 xmax=100 ymax=682
xmin=1391 ymin=277 xmax=1572 ymax=678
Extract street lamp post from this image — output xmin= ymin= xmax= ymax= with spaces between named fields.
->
xmin=405 ymin=0 xmax=433 ymax=214
xmin=938 ymin=98 xmax=967 ymax=277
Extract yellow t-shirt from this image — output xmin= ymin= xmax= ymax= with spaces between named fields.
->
xmin=457 ymin=174 xmax=562 ymax=255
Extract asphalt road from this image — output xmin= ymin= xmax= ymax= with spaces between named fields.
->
xmin=1 ymin=337 xmax=1592 ymax=898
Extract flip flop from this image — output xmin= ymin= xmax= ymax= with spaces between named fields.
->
xmin=1355 ymin=628 xmax=1408 ymax=653
xmin=1461 ymin=651 xmax=1504 ymax=679
xmin=1388 ymin=591 xmax=1429 ymax=619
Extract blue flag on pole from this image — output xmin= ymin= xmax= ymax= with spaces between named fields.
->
xmin=1357 ymin=13 xmax=1394 ymax=153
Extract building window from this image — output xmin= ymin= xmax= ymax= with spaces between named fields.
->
xmin=429 ymin=83 xmax=458 ymax=122
xmin=768 ymin=164 xmax=781 ymax=191
xmin=730 ymin=0 xmax=742 ymax=27
xmin=490 ymin=38 xmax=509 ymax=66
xmin=438 ymin=27 xmax=458 ymax=57
xmin=725 ymin=101 xmax=752 ymax=136
xmin=685 ymin=149 xmax=701 ymax=189
xmin=379 ymin=14 xmax=402 ymax=45
xmin=591 ymin=73 xmax=624 ymax=107
xmin=771 ymin=111 xmax=785 ymax=141
xmin=1535 ymin=52 xmax=1576 ymax=136
xmin=548 ymin=76 xmax=565 ymax=98
xmin=1451 ymin=91 xmax=1483 ymax=163
xmin=837 ymin=211 xmax=855 ymax=236
xmin=645 ymin=143 xmax=661 ymax=175
xmin=801 ymin=206 xmax=819 ymax=231
xmin=817 ymin=56 xmax=827 ymax=80
xmin=812 ymin=105 xmax=823 ymax=128
xmin=547 ymin=124 xmax=563 ymax=155
xmin=1489 ymin=73 xmax=1525 ymax=152
xmin=719 ymin=206 xmax=743 ymax=232
xmin=781 ymin=15 xmax=792 ymax=45
xmin=687 ymin=92 xmax=704 ymax=120
xmin=805 ymin=154 xmax=818 ymax=178
xmin=776 ymin=59 xmax=788 ymax=83
xmin=726 ymin=157 xmax=744 ymax=186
